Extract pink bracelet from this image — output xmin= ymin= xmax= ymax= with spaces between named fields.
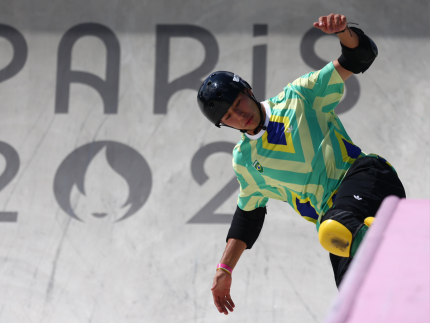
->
xmin=217 ymin=263 xmax=233 ymax=275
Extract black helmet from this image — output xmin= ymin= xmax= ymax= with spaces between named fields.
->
xmin=197 ymin=71 xmax=252 ymax=127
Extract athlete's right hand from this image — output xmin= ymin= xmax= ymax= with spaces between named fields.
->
xmin=211 ymin=269 xmax=235 ymax=315
xmin=313 ymin=13 xmax=347 ymax=34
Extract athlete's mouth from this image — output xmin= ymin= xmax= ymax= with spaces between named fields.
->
xmin=245 ymin=116 xmax=253 ymax=127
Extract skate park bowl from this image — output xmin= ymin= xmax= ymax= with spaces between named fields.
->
xmin=0 ymin=1 xmax=428 ymax=322
xmin=322 ymin=197 xmax=430 ymax=323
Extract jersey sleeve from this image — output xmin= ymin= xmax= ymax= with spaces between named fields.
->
xmin=234 ymin=170 xmax=269 ymax=211
xmin=232 ymin=145 xmax=269 ymax=211
xmin=289 ymin=62 xmax=345 ymax=113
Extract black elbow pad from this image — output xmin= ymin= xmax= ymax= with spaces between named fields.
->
xmin=226 ymin=206 xmax=266 ymax=249
xmin=338 ymin=27 xmax=378 ymax=74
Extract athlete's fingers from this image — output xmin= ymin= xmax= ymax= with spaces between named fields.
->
xmin=214 ymin=302 xmax=223 ymax=313
xmin=220 ymin=298 xmax=229 ymax=315
xmin=215 ymin=296 xmax=227 ymax=314
xmin=212 ymin=293 xmax=221 ymax=312
xmin=318 ymin=16 xmax=326 ymax=29
xmin=226 ymin=295 xmax=236 ymax=308
xmin=334 ymin=14 xmax=341 ymax=32
xmin=340 ymin=15 xmax=347 ymax=28
xmin=313 ymin=21 xmax=321 ymax=28
xmin=212 ymin=287 xmax=225 ymax=314
xmin=222 ymin=298 xmax=234 ymax=312
xmin=327 ymin=13 xmax=334 ymax=32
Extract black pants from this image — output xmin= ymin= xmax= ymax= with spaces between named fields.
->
xmin=323 ymin=156 xmax=406 ymax=288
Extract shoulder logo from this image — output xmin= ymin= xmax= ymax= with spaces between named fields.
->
xmin=286 ymin=125 xmax=293 ymax=133
xmin=233 ymin=74 xmax=240 ymax=82
xmin=354 ymin=195 xmax=362 ymax=200
xmin=253 ymin=160 xmax=264 ymax=174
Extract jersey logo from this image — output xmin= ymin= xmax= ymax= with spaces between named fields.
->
xmin=354 ymin=195 xmax=362 ymax=200
xmin=253 ymin=160 xmax=264 ymax=174
xmin=286 ymin=125 xmax=293 ymax=133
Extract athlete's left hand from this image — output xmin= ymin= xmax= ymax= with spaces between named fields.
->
xmin=313 ymin=13 xmax=347 ymax=34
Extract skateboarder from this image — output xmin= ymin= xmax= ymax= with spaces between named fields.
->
xmin=197 ymin=13 xmax=406 ymax=315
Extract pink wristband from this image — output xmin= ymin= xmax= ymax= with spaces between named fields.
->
xmin=217 ymin=263 xmax=233 ymax=275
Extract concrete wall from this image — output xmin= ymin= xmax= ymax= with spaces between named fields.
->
xmin=0 ymin=1 xmax=428 ymax=322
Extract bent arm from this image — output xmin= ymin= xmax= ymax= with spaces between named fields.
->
xmin=314 ymin=14 xmax=377 ymax=82
xmin=333 ymin=30 xmax=359 ymax=81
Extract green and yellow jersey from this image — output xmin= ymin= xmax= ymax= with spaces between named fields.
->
xmin=233 ymin=62 xmax=369 ymax=224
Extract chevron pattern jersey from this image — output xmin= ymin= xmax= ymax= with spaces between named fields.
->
xmin=233 ymin=62 xmax=368 ymax=224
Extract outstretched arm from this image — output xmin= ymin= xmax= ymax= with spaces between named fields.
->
xmin=211 ymin=206 xmax=266 ymax=315
xmin=211 ymin=238 xmax=246 ymax=315
xmin=313 ymin=14 xmax=359 ymax=81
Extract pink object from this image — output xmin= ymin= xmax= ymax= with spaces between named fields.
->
xmin=323 ymin=197 xmax=430 ymax=323
xmin=217 ymin=263 xmax=233 ymax=274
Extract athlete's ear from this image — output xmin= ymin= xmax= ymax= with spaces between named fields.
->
xmin=246 ymin=88 xmax=254 ymax=96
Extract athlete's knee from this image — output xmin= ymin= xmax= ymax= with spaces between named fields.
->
xmin=318 ymin=209 xmax=374 ymax=258
xmin=319 ymin=218 xmax=352 ymax=257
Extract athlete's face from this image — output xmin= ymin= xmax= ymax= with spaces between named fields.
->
xmin=220 ymin=90 xmax=262 ymax=134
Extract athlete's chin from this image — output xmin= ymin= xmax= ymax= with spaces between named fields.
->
xmin=242 ymin=125 xmax=255 ymax=134
xmin=250 ymin=120 xmax=260 ymax=129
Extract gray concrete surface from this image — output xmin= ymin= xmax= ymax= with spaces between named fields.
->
xmin=0 ymin=1 xmax=428 ymax=322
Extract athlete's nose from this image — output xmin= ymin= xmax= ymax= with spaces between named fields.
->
xmin=231 ymin=107 xmax=245 ymax=120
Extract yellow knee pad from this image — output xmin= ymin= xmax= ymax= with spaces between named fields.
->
xmin=318 ymin=219 xmax=352 ymax=257
xmin=319 ymin=217 xmax=375 ymax=257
